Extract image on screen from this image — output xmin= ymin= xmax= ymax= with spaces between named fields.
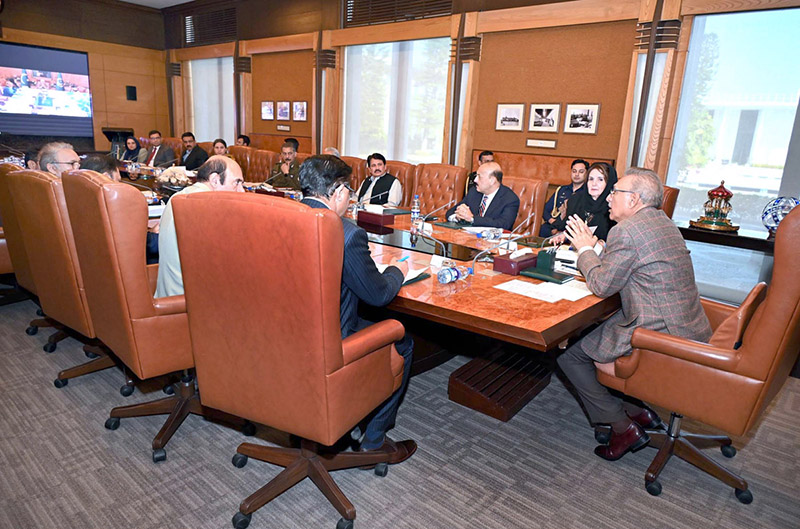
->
xmin=0 ymin=42 xmax=94 ymax=137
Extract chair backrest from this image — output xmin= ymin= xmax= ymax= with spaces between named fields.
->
xmin=174 ymin=192 xmax=357 ymax=445
xmin=413 ymin=163 xmax=468 ymax=214
xmin=661 ymin=185 xmax=679 ymax=219
xmin=197 ymin=141 xmax=214 ymax=156
xmin=62 ymin=170 xmax=193 ymax=379
xmin=7 ymin=170 xmax=94 ymax=337
xmin=161 ymin=137 xmax=184 ymax=159
xmin=228 ymin=145 xmax=253 ymax=179
xmin=341 ymin=156 xmax=367 ymax=191
xmin=295 ymin=152 xmax=311 ymax=166
xmin=734 ymin=206 xmax=800 ymax=430
xmin=503 ymin=176 xmax=549 ymax=234
xmin=0 ymin=230 xmax=12 ymax=275
xmin=139 ymin=136 xmax=151 ymax=151
xmin=248 ymin=149 xmax=277 ymax=181
xmin=386 ymin=160 xmax=416 ymax=208
xmin=0 ymin=163 xmax=36 ymax=293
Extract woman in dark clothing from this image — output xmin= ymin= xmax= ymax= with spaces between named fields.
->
xmin=552 ymin=162 xmax=617 ymax=241
xmin=120 ymin=136 xmax=147 ymax=162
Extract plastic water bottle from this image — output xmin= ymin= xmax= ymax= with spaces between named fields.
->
xmin=410 ymin=194 xmax=421 ymax=233
xmin=437 ymin=265 xmax=470 ymax=284
xmin=477 ymin=228 xmax=503 ymax=240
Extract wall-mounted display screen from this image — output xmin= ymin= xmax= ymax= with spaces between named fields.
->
xmin=0 ymin=42 xmax=94 ymax=137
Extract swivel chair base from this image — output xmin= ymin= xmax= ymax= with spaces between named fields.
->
xmin=644 ymin=413 xmax=751 ymax=503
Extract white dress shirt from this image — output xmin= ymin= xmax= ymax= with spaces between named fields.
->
xmin=449 ymin=187 xmax=499 ymax=223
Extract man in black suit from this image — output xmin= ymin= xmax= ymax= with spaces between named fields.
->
xmin=179 ymin=132 xmax=208 ymax=171
xmin=446 ymin=161 xmax=520 ymax=230
xmin=299 ymin=154 xmax=417 ymax=465
xmin=144 ymin=130 xmax=176 ymax=167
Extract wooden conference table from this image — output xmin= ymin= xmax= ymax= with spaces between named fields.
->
xmin=356 ymin=212 xmax=621 ymax=421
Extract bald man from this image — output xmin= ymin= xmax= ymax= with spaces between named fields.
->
xmin=155 ymin=156 xmax=245 ymax=298
xmin=446 ymin=161 xmax=520 ymax=230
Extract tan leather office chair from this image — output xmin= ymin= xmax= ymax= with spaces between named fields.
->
xmin=386 ymin=160 xmax=416 ymax=208
xmin=6 ymin=170 xmax=116 ymax=383
xmin=503 ymin=176 xmax=549 ymax=234
xmin=173 ymin=192 xmax=407 ymax=529
xmin=229 ymin=145 xmax=254 ymax=179
xmin=161 ymin=137 xmax=185 ymax=161
xmin=62 ymin=170 xmax=211 ymax=462
xmin=413 ymin=163 xmax=468 ymax=215
xmin=0 ymin=174 xmax=25 ymax=306
xmin=661 ymin=185 xmax=679 ymax=219
xmin=595 ymin=208 xmax=800 ymax=502
xmin=295 ymin=152 xmax=311 ymax=165
xmin=248 ymin=149 xmax=277 ymax=181
xmin=341 ymin=156 xmax=367 ymax=191
xmin=197 ymin=141 xmax=214 ymax=156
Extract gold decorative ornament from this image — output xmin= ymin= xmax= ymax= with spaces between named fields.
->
xmin=689 ymin=180 xmax=739 ymax=233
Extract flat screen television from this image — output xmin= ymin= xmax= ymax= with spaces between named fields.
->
xmin=0 ymin=42 xmax=94 ymax=137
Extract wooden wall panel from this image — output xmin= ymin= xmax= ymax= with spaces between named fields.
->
xmin=250 ymin=50 xmax=315 ymax=141
xmin=472 ymin=21 xmax=636 ymax=163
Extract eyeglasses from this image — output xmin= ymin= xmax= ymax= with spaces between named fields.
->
xmin=53 ymin=161 xmax=81 ymax=169
xmin=609 ymin=188 xmax=637 ymax=197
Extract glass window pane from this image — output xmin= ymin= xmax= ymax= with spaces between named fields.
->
xmin=627 ymin=52 xmax=667 ymax=167
xmin=667 ymin=9 xmax=800 ymax=234
xmin=343 ymin=38 xmax=449 ymax=163
xmin=189 ymin=57 xmax=235 ymax=143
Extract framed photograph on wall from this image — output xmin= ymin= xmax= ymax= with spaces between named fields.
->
xmin=528 ymin=104 xmax=560 ymax=133
xmin=564 ymin=104 xmax=600 ymax=134
xmin=292 ymin=101 xmax=307 ymax=122
xmin=495 ymin=103 xmax=525 ymax=131
xmin=276 ymin=101 xmax=291 ymax=121
xmin=261 ymin=101 xmax=274 ymax=121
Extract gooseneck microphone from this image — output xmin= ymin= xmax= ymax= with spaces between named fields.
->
xmin=508 ymin=210 xmax=538 ymax=237
xmin=155 ymin=157 xmax=180 ymax=168
xmin=358 ymin=189 xmax=390 ymax=205
xmin=421 ymin=199 xmax=456 ymax=223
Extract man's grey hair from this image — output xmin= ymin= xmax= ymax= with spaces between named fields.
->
xmin=323 ymin=147 xmax=341 ymax=158
xmin=625 ymin=167 xmax=664 ymax=208
xmin=38 ymin=142 xmax=74 ymax=170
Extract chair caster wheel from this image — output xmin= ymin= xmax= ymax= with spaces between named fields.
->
xmin=43 ymin=342 xmax=57 ymax=353
xmin=336 ymin=517 xmax=354 ymax=529
xmin=645 ymin=480 xmax=662 ymax=496
xmin=152 ymin=449 xmax=167 ymax=463
xmin=85 ymin=349 xmax=100 ymax=359
xmin=105 ymin=417 xmax=120 ymax=430
xmin=232 ymin=512 xmax=251 ymax=529
xmin=374 ymin=462 xmax=388 ymax=477
xmin=162 ymin=383 xmax=175 ymax=395
xmin=54 ymin=378 xmax=68 ymax=389
xmin=241 ymin=421 xmax=256 ymax=437
xmin=26 ymin=326 xmax=38 ymax=336
xmin=120 ymin=384 xmax=135 ymax=397
xmin=735 ymin=488 xmax=753 ymax=504
xmin=232 ymin=453 xmax=248 ymax=468
xmin=721 ymin=444 xmax=736 ymax=458
xmin=37 ymin=308 xmax=45 ymax=316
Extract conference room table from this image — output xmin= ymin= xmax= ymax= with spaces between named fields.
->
xmin=356 ymin=211 xmax=621 ymax=421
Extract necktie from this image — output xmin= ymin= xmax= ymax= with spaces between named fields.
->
xmin=479 ymin=195 xmax=488 ymax=217
xmin=146 ymin=146 xmax=157 ymax=165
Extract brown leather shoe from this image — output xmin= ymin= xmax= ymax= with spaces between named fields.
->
xmin=594 ymin=422 xmax=649 ymax=461
xmin=359 ymin=437 xmax=417 ymax=469
xmin=627 ymin=407 xmax=665 ymax=430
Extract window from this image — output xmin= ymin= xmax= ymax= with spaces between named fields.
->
xmin=186 ymin=57 xmax=235 ymax=144
xmin=342 ymin=38 xmax=450 ymax=163
xmin=667 ymin=9 xmax=800 ymax=234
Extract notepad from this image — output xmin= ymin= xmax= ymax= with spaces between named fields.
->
xmin=375 ymin=263 xmax=430 ymax=285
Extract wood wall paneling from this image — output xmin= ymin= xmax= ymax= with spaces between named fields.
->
xmin=241 ymin=34 xmax=316 ymax=55
xmin=250 ymin=50 xmax=315 ymax=142
xmin=472 ymin=20 xmax=636 ymax=163
xmin=475 ymin=0 xmax=640 ymax=33
xmin=328 ymin=17 xmax=451 ymax=47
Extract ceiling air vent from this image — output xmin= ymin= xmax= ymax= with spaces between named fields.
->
xmin=344 ymin=0 xmax=452 ymax=28
xmin=184 ymin=7 xmax=237 ymax=47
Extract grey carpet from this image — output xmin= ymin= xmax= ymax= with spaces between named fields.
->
xmin=1 ymin=300 xmax=798 ymax=529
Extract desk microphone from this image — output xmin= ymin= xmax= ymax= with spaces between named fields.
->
xmin=421 ymin=199 xmax=456 ymax=223
xmin=469 ymin=233 xmax=534 ymax=275
xmin=508 ymin=211 xmax=538 ymax=237
xmin=155 ymin=157 xmax=180 ymax=168
xmin=123 ymin=180 xmax=159 ymax=192
xmin=0 ymin=142 xmax=25 ymax=157
xmin=358 ymin=189 xmax=390 ymax=205
xmin=419 ymin=232 xmax=447 ymax=257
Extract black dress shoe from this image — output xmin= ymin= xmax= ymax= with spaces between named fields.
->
xmin=628 ymin=407 xmax=665 ymax=430
xmin=359 ymin=437 xmax=417 ymax=470
xmin=594 ymin=422 xmax=649 ymax=461
xmin=594 ymin=425 xmax=612 ymax=445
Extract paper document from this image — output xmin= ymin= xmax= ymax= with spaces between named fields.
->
xmin=494 ymin=278 xmax=593 ymax=303
xmin=375 ymin=263 xmax=430 ymax=284
xmin=461 ymin=226 xmax=486 ymax=234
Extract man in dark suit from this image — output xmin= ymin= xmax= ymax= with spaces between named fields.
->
xmin=179 ymin=132 xmax=208 ymax=171
xmin=558 ymin=167 xmax=712 ymax=461
xmin=144 ymin=130 xmax=176 ymax=167
xmin=446 ymin=161 xmax=520 ymax=230
xmin=299 ymin=154 xmax=417 ymax=465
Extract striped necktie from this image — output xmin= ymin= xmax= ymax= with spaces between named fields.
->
xmin=479 ymin=195 xmax=488 ymax=217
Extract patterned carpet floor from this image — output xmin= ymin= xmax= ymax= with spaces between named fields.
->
xmin=1 ymin=299 xmax=798 ymax=529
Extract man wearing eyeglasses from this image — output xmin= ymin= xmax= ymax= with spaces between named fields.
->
xmin=38 ymin=142 xmax=80 ymax=177
xmin=299 ymin=154 xmax=417 ymax=467
xmin=557 ymin=167 xmax=711 ymax=463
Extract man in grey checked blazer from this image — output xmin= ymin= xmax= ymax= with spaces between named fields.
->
xmin=558 ymin=167 xmax=711 ymax=461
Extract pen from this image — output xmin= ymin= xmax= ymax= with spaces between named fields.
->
xmin=397 ymin=256 xmax=409 ymax=262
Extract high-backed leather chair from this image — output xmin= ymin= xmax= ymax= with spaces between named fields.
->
xmin=295 ymin=152 xmax=311 ymax=165
xmin=247 ymin=149 xmax=276 ymax=181
xmin=595 ymin=207 xmax=800 ymax=502
xmin=661 ymin=185 xmax=679 ymax=219
xmin=228 ymin=145 xmax=253 ymax=179
xmin=161 ymin=137 xmax=184 ymax=161
xmin=62 ymin=170 xmax=205 ymax=462
xmin=173 ymin=191 xmax=407 ymax=529
xmin=6 ymin=170 xmax=115 ymax=378
xmin=341 ymin=156 xmax=367 ymax=192
xmin=503 ymin=176 xmax=549 ymax=234
xmin=0 ymin=164 xmax=28 ymax=307
xmin=197 ymin=141 xmax=214 ymax=156
xmin=139 ymin=137 xmax=151 ymax=151
xmin=413 ymin=163 xmax=468 ymax=215
xmin=0 ymin=163 xmax=35 ymax=294
xmin=386 ymin=160 xmax=416 ymax=208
